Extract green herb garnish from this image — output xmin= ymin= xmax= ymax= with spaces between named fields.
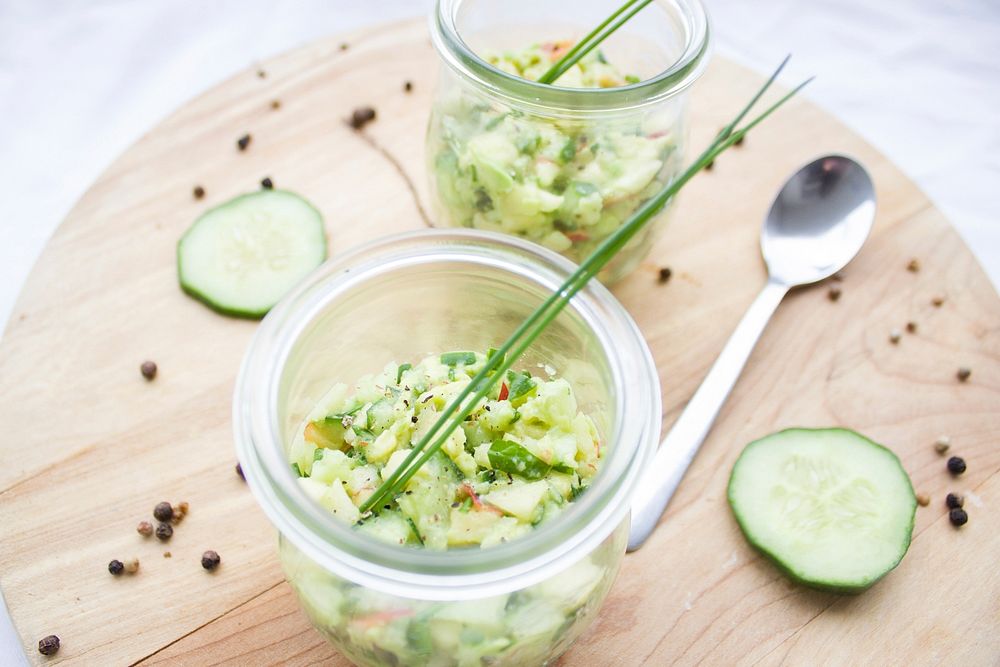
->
xmin=396 ymin=363 xmax=412 ymax=384
xmin=358 ymin=58 xmax=810 ymax=514
xmin=440 ymin=351 xmax=477 ymax=366
xmin=291 ymin=462 xmax=305 ymax=478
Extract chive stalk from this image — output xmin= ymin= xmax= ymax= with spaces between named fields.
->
xmin=360 ymin=58 xmax=809 ymax=513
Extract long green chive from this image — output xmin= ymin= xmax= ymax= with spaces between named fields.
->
xmin=538 ymin=0 xmax=653 ymax=85
xmin=359 ymin=58 xmax=809 ymax=514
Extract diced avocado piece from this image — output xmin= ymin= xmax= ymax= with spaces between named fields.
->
xmin=446 ymin=508 xmax=504 ymax=546
xmin=311 ymin=449 xmax=358 ymax=484
xmin=482 ymin=481 xmax=548 ymax=521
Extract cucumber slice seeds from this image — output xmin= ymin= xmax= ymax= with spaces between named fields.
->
xmin=178 ymin=189 xmax=326 ymax=318
xmin=728 ymin=428 xmax=916 ymax=593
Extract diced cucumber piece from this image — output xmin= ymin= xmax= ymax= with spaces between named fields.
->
xmin=177 ymin=190 xmax=326 ymax=318
xmin=482 ymin=481 xmax=548 ymax=521
xmin=727 ymin=428 xmax=916 ymax=593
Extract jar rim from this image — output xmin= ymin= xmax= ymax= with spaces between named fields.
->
xmin=234 ymin=230 xmax=660 ymax=600
xmin=430 ymin=0 xmax=711 ymax=114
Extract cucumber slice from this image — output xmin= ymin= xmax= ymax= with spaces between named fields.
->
xmin=177 ymin=190 xmax=326 ymax=318
xmin=728 ymin=428 xmax=916 ymax=593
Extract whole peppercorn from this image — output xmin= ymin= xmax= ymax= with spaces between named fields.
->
xmin=140 ymin=361 xmax=157 ymax=380
xmin=905 ymin=321 xmax=917 ymax=333
xmin=137 ymin=520 xmax=154 ymax=537
xmin=947 ymin=456 xmax=967 ymax=475
xmin=155 ymin=522 xmax=173 ymax=541
xmin=906 ymin=258 xmax=920 ymax=272
xmin=38 ymin=635 xmax=60 ymax=656
xmin=270 ymin=99 xmax=281 ymax=110
xmin=945 ymin=493 xmax=964 ymax=509
xmin=124 ymin=557 xmax=140 ymax=574
xmin=403 ymin=80 xmax=413 ymax=93
xmin=934 ymin=436 xmax=951 ymax=455
xmin=657 ymin=267 xmax=672 ymax=284
xmin=260 ymin=177 xmax=274 ymax=190
xmin=153 ymin=502 xmax=174 ymax=522
xmin=915 ymin=493 xmax=930 ymax=507
xmin=237 ymin=133 xmax=252 ymax=151
xmin=349 ymin=106 xmax=377 ymax=130
xmin=193 ymin=185 xmax=205 ymax=200
xmin=956 ymin=367 xmax=971 ymax=382
xmin=827 ymin=286 xmax=842 ymax=302
xmin=108 ymin=559 xmax=125 ymax=575
xmin=201 ymin=550 xmax=222 ymax=571
xmin=949 ymin=507 xmax=968 ymax=527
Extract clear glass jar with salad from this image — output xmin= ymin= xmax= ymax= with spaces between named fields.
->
xmin=427 ymin=0 xmax=710 ymax=282
xmin=234 ymin=231 xmax=660 ymax=666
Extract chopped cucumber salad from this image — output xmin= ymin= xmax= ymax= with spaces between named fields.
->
xmin=289 ymin=351 xmax=604 ymax=549
xmin=429 ymin=43 xmax=682 ymax=271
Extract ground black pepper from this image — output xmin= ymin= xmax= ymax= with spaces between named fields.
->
xmin=153 ymin=502 xmax=173 ymax=522
xmin=155 ymin=522 xmax=173 ymax=541
xmin=140 ymin=361 xmax=157 ymax=380
xmin=945 ymin=493 xmax=964 ymax=509
xmin=201 ymin=550 xmax=221 ymax=571
xmin=949 ymin=507 xmax=968 ymax=527
xmin=947 ymin=456 xmax=966 ymax=475
xmin=237 ymin=134 xmax=252 ymax=151
xmin=38 ymin=635 xmax=60 ymax=656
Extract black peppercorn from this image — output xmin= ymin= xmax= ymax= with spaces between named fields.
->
xmin=349 ymin=106 xmax=377 ymax=130
xmin=153 ymin=501 xmax=174 ymax=522
xmin=261 ymin=177 xmax=274 ymax=190
xmin=945 ymin=493 xmax=964 ymax=509
xmin=237 ymin=134 xmax=252 ymax=151
xmin=155 ymin=522 xmax=173 ymax=541
xmin=108 ymin=559 xmax=124 ymax=575
xmin=193 ymin=185 xmax=205 ymax=199
xmin=949 ymin=507 xmax=968 ymax=527
xmin=140 ymin=361 xmax=157 ymax=380
xmin=947 ymin=456 xmax=966 ymax=475
xmin=827 ymin=286 xmax=842 ymax=302
xmin=201 ymin=550 xmax=221 ymax=571
xmin=956 ymin=367 xmax=971 ymax=382
xmin=38 ymin=635 xmax=60 ymax=656
xmin=657 ymin=267 xmax=672 ymax=284
xmin=404 ymin=80 xmax=413 ymax=93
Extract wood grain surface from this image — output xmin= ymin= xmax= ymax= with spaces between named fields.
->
xmin=1 ymin=19 xmax=997 ymax=667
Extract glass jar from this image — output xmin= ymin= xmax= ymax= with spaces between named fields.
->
xmin=234 ymin=230 xmax=660 ymax=666
xmin=426 ymin=0 xmax=710 ymax=283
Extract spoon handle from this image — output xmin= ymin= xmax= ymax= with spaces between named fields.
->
xmin=627 ymin=278 xmax=789 ymax=551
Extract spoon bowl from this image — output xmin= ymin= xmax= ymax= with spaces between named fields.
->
xmin=627 ymin=154 xmax=876 ymax=551
xmin=763 ymin=155 xmax=876 ymax=286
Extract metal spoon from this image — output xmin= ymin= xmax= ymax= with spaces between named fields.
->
xmin=627 ymin=155 xmax=876 ymax=552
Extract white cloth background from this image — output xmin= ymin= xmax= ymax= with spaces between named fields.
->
xmin=1 ymin=1 xmax=997 ymax=662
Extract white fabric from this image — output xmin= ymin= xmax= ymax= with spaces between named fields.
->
xmin=0 ymin=1 xmax=997 ymax=660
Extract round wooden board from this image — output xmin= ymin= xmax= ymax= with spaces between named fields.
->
xmin=1 ymin=18 xmax=998 ymax=666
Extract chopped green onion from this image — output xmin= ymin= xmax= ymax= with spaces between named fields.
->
xmin=440 ymin=351 xmax=477 ymax=366
xmin=396 ymin=363 xmax=412 ymax=384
